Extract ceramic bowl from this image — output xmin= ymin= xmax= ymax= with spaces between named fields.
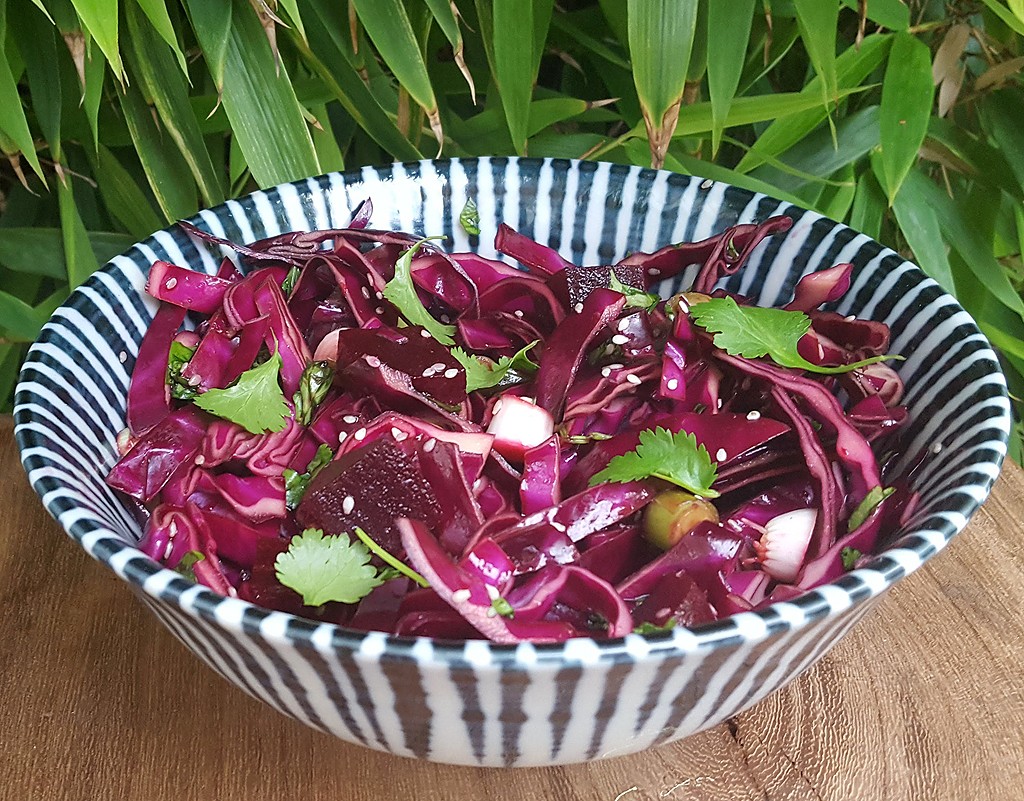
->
xmin=14 ymin=158 xmax=1011 ymax=766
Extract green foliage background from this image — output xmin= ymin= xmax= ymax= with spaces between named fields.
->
xmin=2 ymin=0 xmax=1024 ymax=457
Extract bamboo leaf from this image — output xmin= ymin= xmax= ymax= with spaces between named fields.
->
xmin=0 ymin=290 xmax=48 ymax=341
xmin=879 ymin=33 xmax=934 ymax=204
xmin=132 ymin=0 xmax=188 ymax=74
xmin=891 ymin=174 xmax=956 ymax=294
xmin=124 ymin=3 xmax=225 ymax=207
xmin=840 ymin=0 xmax=909 ymax=30
xmin=491 ymin=0 xmax=534 ymax=155
xmin=0 ymin=38 xmax=45 ymax=180
xmin=308 ymin=102 xmax=345 ymax=174
xmin=182 ymin=0 xmax=231 ymax=90
xmin=57 ymin=178 xmax=101 ymax=288
xmin=276 ymin=0 xmax=307 ymax=42
xmin=707 ymin=0 xmax=755 ymax=156
xmin=792 ymin=0 xmax=839 ymax=105
xmin=87 ymin=144 xmax=164 ymax=239
xmin=849 ymin=172 xmax=886 ymax=242
xmin=980 ymin=0 xmax=1024 ymax=37
xmin=213 ymin=0 xmax=320 ymax=188
xmin=14 ymin=6 xmax=63 ymax=161
xmin=0 ymin=227 xmax=134 ymax=278
xmin=627 ymin=0 xmax=698 ymax=168
xmin=352 ymin=0 xmax=443 ymax=151
xmin=117 ymin=80 xmax=198 ymax=221
xmin=424 ymin=0 xmax=475 ymax=100
xmin=82 ymin=31 xmax=105 ymax=151
xmin=549 ymin=10 xmax=631 ymax=71
xmin=980 ymin=89 xmax=1024 ymax=197
xmin=70 ymin=0 xmax=124 ymax=80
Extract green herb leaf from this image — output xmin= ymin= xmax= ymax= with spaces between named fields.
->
xmin=590 ymin=427 xmax=719 ymax=498
xmin=292 ymin=360 xmax=334 ymax=426
xmin=167 ymin=341 xmax=198 ymax=401
xmin=841 ymin=547 xmax=863 ymax=571
xmin=193 ymin=351 xmax=291 ymax=434
xmin=451 ymin=341 xmax=539 ymax=392
xmin=382 ymin=237 xmax=456 ymax=345
xmin=459 ymin=198 xmax=481 ymax=236
xmin=689 ymin=297 xmax=901 ymax=375
xmin=281 ymin=265 xmax=301 ymax=297
xmin=491 ymin=595 xmax=515 ymax=619
xmin=283 ymin=443 xmax=334 ymax=510
xmin=634 ymin=618 xmax=677 ymax=635
xmin=847 ymin=486 xmax=895 ymax=532
xmin=352 ymin=527 xmax=429 ymax=587
xmin=275 ymin=528 xmax=384 ymax=606
xmin=609 ymin=269 xmax=659 ymax=311
xmin=173 ymin=550 xmax=205 ymax=582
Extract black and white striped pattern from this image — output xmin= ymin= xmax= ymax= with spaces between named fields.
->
xmin=15 ymin=159 xmax=1010 ymax=766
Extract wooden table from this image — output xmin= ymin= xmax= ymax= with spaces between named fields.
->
xmin=2 ymin=417 xmax=1023 ymax=800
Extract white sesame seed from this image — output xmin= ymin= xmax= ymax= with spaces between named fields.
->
xmin=486 ymin=607 xmax=498 ymax=617
xmin=607 ymin=363 xmax=624 ymax=370
xmin=611 ymin=334 xmax=629 ymax=346
xmin=421 ymin=367 xmax=436 ymax=378
xmin=361 ymin=286 xmax=371 ymax=299
xmin=845 ymin=314 xmax=856 ymax=321
xmin=574 ymin=302 xmax=584 ymax=313
xmin=601 ymin=367 xmax=612 ymax=378
xmin=514 ymin=309 xmax=524 ymax=318
xmin=195 ymin=454 xmax=206 ymax=466
xmin=617 ymin=318 xmax=630 ymax=332
xmin=452 ymin=589 xmax=471 ymax=603
xmin=391 ymin=427 xmax=408 ymax=441
xmin=443 ymin=367 xmax=459 ymax=379
xmin=626 ymin=373 xmax=643 ymax=385
xmin=118 ymin=351 xmax=127 ymax=363
xmin=931 ymin=442 xmax=943 ymax=454
xmin=816 ymin=342 xmax=825 ymax=360
xmin=424 ymin=438 xmax=437 ymax=452
xmin=420 ymin=329 xmax=432 ymax=337
xmin=666 ymin=378 xmax=679 ymax=391
xmin=440 ymin=314 xmax=451 ymax=324
xmin=187 ymin=374 xmax=202 ymax=387
xmin=431 ymin=362 xmax=446 ymax=372
xmin=716 ymin=448 xmax=727 ymax=461
xmin=365 ymin=355 xmax=381 ymax=368
xmin=485 ymin=584 xmax=500 ymax=600
xmin=343 ymin=415 xmax=359 ymax=424
xmin=163 ymin=540 xmax=174 ymax=561
xmin=701 ymin=178 xmax=714 ymax=190
xmin=375 ymin=291 xmax=384 ymax=300
xmin=165 ymin=277 xmax=177 ymax=290
xmin=676 ymin=298 xmax=690 ymax=313
xmin=717 ymin=399 xmax=723 ymax=409
xmin=747 ymin=410 xmax=761 ymax=421
xmin=647 ymin=268 xmax=660 ymax=276
xmin=342 ymin=495 xmax=355 ymax=514
xmin=354 ymin=427 xmax=367 ymax=441
xmin=375 ymin=307 xmax=384 ymax=315
xmin=338 ymin=431 xmax=348 ymax=443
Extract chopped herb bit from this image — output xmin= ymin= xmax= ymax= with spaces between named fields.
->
xmin=451 ymin=340 xmax=539 ymax=392
xmin=634 ymin=618 xmax=677 ymax=635
xmin=459 ymin=197 xmax=481 ymax=236
xmin=491 ymin=595 xmax=515 ymax=619
xmin=689 ymin=296 xmax=902 ymax=375
xmin=590 ymin=427 xmax=719 ymax=498
xmin=609 ymin=269 xmax=659 ymax=312
xmin=283 ymin=443 xmax=334 ymax=510
xmin=193 ymin=350 xmax=291 ymax=434
xmin=293 ymin=360 xmax=334 ymax=426
xmin=167 ymin=341 xmax=198 ymax=400
xmin=275 ymin=528 xmax=383 ymax=606
xmin=173 ymin=550 xmax=205 ymax=581
xmin=847 ymin=486 xmax=895 ymax=532
xmin=281 ymin=265 xmax=301 ymax=297
xmin=564 ymin=432 xmax=614 ymax=445
xmin=352 ymin=527 xmax=429 ymax=588
xmin=382 ymin=237 xmax=456 ymax=345
xmin=841 ymin=547 xmax=863 ymax=571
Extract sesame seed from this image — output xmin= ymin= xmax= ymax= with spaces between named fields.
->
xmin=701 ymin=178 xmax=714 ymax=190
xmin=845 ymin=314 xmax=856 ymax=322
xmin=816 ymin=342 xmax=825 ymax=360
xmin=626 ymin=373 xmax=643 ymax=385
xmin=647 ymin=268 xmax=660 ymax=276
xmin=354 ymin=427 xmax=366 ymax=441
xmin=375 ymin=307 xmax=384 ymax=315
xmin=440 ymin=314 xmax=452 ymax=324
xmin=617 ymin=318 xmax=630 ymax=332
xmin=486 ymin=607 xmax=498 ymax=618
xmin=195 ymin=454 xmax=206 ymax=466
xmin=676 ymin=298 xmax=690 ymax=313
xmin=747 ymin=410 xmax=761 ymax=421
xmin=187 ymin=374 xmax=202 ymax=387
xmin=716 ymin=448 xmax=727 ymax=461
xmin=118 ymin=351 xmax=127 ymax=363
xmin=163 ymin=540 xmax=174 ymax=561
xmin=473 ymin=478 xmax=484 ymax=491
xmin=424 ymin=438 xmax=437 ymax=452
xmin=165 ymin=277 xmax=178 ymax=290
xmin=431 ymin=362 xmax=446 ymax=372
xmin=666 ymin=378 xmax=679 ymax=391
xmin=611 ymin=334 xmax=629 ymax=345
xmin=361 ymin=286 xmax=370 ymax=299
xmin=607 ymin=363 xmax=624 ymax=370
xmin=573 ymin=302 xmax=584 ymax=313
xmin=452 ymin=589 xmax=471 ymax=603
xmin=338 ymin=431 xmax=348 ymax=443
xmin=342 ymin=495 xmax=355 ymax=514
xmin=420 ymin=329 xmax=432 ymax=337
xmin=931 ymin=442 xmax=943 ymax=454
xmin=421 ymin=367 xmax=436 ymax=378
xmin=375 ymin=291 xmax=384 ymax=300
xmin=343 ymin=415 xmax=359 ymax=424
xmin=717 ymin=399 xmax=723 ymax=409
xmin=514 ymin=309 xmax=524 ymax=318
xmin=365 ymin=355 xmax=381 ymax=368
xmin=485 ymin=584 xmax=500 ymax=600
xmin=391 ymin=427 xmax=408 ymax=442
xmin=443 ymin=367 xmax=459 ymax=379
xmin=601 ymin=367 xmax=611 ymax=378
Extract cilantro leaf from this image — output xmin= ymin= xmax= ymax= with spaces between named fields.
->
xmin=847 ymin=486 xmax=895 ymax=532
xmin=451 ymin=341 xmax=539 ymax=392
xmin=610 ymin=269 xmax=659 ymax=312
xmin=283 ymin=443 xmax=334 ymax=510
xmin=382 ymin=237 xmax=456 ymax=345
xmin=193 ymin=350 xmax=291 ymax=434
xmin=167 ymin=341 xmax=198 ymax=400
xmin=689 ymin=297 xmax=901 ymax=375
xmin=590 ymin=427 xmax=719 ymax=498
xmin=281 ymin=265 xmax=300 ymax=297
xmin=634 ymin=618 xmax=677 ymax=635
xmin=841 ymin=547 xmax=863 ymax=571
xmin=491 ymin=595 xmax=515 ymax=619
xmin=173 ymin=550 xmax=205 ymax=581
xmin=459 ymin=198 xmax=481 ymax=236
xmin=274 ymin=528 xmax=384 ymax=606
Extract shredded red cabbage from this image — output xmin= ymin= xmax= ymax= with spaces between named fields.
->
xmin=107 ymin=208 xmax=913 ymax=642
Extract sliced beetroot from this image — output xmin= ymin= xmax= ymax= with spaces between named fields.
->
xmin=632 ymin=570 xmax=717 ymax=628
xmin=557 ymin=263 xmax=646 ymax=311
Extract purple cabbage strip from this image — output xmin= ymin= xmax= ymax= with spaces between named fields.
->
xmin=127 ymin=301 xmax=187 ymax=435
xmin=108 ymin=407 xmax=206 ymax=502
xmin=147 ymin=260 xmax=234 ymax=313
xmin=495 ymin=223 xmax=573 ymax=274
xmin=519 ymin=436 xmax=561 ymax=515
xmin=784 ymin=263 xmax=853 ymax=312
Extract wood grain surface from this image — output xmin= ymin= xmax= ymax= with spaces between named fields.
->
xmin=2 ymin=416 xmax=1022 ymax=800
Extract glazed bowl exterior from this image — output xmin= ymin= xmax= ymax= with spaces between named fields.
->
xmin=14 ymin=158 xmax=1010 ymax=766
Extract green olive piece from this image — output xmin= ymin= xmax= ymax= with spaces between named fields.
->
xmin=643 ymin=490 xmax=720 ymax=551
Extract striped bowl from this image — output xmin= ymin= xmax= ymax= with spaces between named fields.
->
xmin=15 ymin=158 xmax=1011 ymax=766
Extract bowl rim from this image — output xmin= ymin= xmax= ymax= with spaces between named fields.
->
xmin=14 ymin=156 xmax=1013 ymax=664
